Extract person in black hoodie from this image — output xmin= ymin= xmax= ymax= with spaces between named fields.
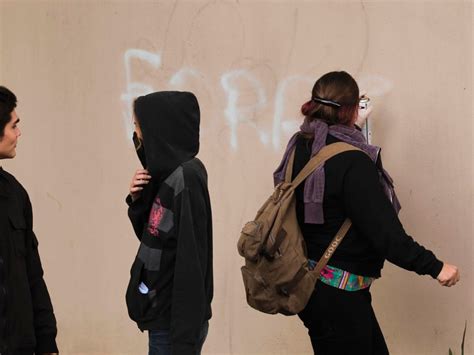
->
xmin=125 ymin=91 xmax=213 ymax=355
xmin=0 ymin=86 xmax=58 ymax=355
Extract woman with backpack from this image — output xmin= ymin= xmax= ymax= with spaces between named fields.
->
xmin=273 ymin=71 xmax=460 ymax=354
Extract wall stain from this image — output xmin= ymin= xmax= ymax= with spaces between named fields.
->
xmin=46 ymin=192 xmax=63 ymax=211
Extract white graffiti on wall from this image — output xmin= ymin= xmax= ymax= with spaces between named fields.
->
xmin=121 ymin=48 xmax=310 ymax=151
xmin=121 ymin=49 xmax=162 ymax=138
xmin=220 ymin=70 xmax=268 ymax=149
xmin=121 ymin=48 xmax=393 ymax=150
xmin=169 ymin=68 xmax=202 ymax=87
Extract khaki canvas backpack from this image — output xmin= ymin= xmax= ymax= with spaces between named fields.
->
xmin=237 ymin=142 xmax=360 ymax=315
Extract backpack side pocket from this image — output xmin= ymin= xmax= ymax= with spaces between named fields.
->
xmin=237 ymin=221 xmax=263 ymax=262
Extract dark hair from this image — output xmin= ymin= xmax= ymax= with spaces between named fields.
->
xmin=0 ymin=86 xmax=17 ymax=138
xmin=133 ymin=97 xmax=140 ymax=122
xmin=301 ymin=71 xmax=359 ymax=126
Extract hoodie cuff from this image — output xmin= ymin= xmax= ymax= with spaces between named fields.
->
xmin=35 ymin=334 xmax=59 ymax=354
xmin=429 ymin=259 xmax=444 ymax=279
xmin=172 ymin=342 xmax=195 ymax=355
xmin=126 ymin=194 xmax=145 ymax=208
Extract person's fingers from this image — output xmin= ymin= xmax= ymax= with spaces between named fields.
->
xmin=133 ymin=174 xmax=151 ymax=182
xmin=130 ymin=178 xmax=148 ymax=189
xmin=440 ymin=280 xmax=448 ymax=286
xmin=129 ymin=169 xmax=151 ymax=199
xmin=133 ymin=177 xmax=149 ymax=185
xmin=363 ymin=104 xmax=373 ymax=113
xmin=135 ymin=173 xmax=151 ymax=180
xmin=441 ymin=274 xmax=460 ymax=287
xmin=131 ymin=172 xmax=147 ymax=185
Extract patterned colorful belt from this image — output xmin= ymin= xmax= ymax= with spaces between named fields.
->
xmin=308 ymin=259 xmax=375 ymax=292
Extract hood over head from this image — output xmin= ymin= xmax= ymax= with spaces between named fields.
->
xmin=134 ymin=91 xmax=200 ymax=178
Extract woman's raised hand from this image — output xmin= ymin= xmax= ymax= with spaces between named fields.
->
xmin=129 ymin=169 xmax=152 ymax=202
xmin=355 ymin=103 xmax=373 ymax=128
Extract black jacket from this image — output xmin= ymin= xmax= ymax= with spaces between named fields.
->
xmin=125 ymin=92 xmax=213 ymax=355
xmin=293 ymin=134 xmax=443 ymax=278
xmin=0 ymin=168 xmax=58 ymax=355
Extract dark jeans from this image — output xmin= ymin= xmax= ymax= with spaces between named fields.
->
xmin=148 ymin=321 xmax=209 ymax=355
xmin=298 ymin=281 xmax=389 ymax=355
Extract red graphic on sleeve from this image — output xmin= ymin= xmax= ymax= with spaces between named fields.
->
xmin=147 ymin=197 xmax=164 ymax=237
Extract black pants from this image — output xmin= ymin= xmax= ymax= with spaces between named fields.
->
xmin=298 ymin=281 xmax=389 ymax=355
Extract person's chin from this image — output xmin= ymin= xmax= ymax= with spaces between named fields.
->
xmin=0 ymin=155 xmax=14 ymax=160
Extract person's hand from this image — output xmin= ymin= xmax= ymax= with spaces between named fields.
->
xmin=129 ymin=169 xmax=151 ymax=202
xmin=355 ymin=103 xmax=373 ymax=128
xmin=437 ymin=263 xmax=460 ymax=287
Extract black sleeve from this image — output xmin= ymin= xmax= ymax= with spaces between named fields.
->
xmin=170 ymin=188 xmax=207 ymax=355
xmin=126 ymin=194 xmax=148 ymax=240
xmin=0 ymin=214 xmax=7 ymax=349
xmin=343 ymin=152 xmax=443 ymax=279
xmin=24 ymin=195 xmax=58 ymax=354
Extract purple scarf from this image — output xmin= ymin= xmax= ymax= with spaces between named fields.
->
xmin=274 ymin=119 xmax=401 ymax=224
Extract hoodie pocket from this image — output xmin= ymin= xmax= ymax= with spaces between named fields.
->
xmin=126 ymin=260 xmax=159 ymax=323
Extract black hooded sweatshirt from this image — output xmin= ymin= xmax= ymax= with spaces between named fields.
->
xmin=125 ymin=92 xmax=213 ymax=355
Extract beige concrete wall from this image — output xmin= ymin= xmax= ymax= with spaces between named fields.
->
xmin=0 ymin=1 xmax=472 ymax=354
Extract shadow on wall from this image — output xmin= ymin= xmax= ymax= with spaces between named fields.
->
xmin=449 ymin=321 xmax=467 ymax=355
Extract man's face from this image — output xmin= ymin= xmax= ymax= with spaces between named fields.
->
xmin=0 ymin=110 xmax=21 ymax=159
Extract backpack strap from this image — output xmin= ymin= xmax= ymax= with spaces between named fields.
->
xmin=311 ymin=218 xmax=352 ymax=277
xmin=284 ymin=149 xmax=295 ymax=183
xmin=285 ymin=141 xmax=362 ymax=279
xmin=278 ymin=218 xmax=352 ymax=295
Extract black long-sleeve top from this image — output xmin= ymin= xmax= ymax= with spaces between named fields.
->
xmin=0 ymin=167 xmax=58 ymax=354
xmin=292 ymin=134 xmax=443 ymax=278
